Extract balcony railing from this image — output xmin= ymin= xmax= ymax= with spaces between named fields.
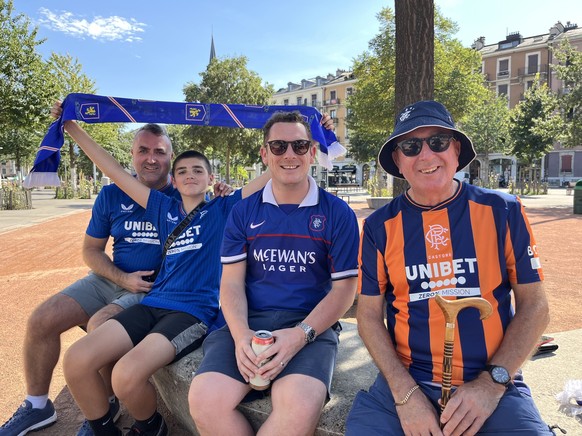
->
xmin=497 ymin=70 xmax=510 ymax=79
xmin=324 ymin=98 xmax=341 ymax=105
xmin=517 ymin=64 xmax=549 ymax=77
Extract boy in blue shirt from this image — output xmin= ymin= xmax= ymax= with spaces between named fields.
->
xmin=58 ymin=113 xmax=270 ymax=436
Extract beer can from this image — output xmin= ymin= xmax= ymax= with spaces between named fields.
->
xmin=249 ymin=330 xmax=274 ymax=390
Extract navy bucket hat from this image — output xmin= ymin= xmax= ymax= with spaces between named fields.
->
xmin=378 ymin=100 xmax=476 ymax=179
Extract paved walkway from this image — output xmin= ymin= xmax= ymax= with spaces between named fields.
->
xmin=0 ymin=188 xmax=96 ymax=234
xmin=0 ymin=187 xmax=577 ymax=234
xmin=0 ymin=187 xmax=581 ymax=434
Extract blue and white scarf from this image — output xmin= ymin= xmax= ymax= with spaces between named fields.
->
xmin=24 ymin=93 xmax=345 ymax=188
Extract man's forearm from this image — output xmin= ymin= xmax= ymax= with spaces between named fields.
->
xmin=83 ymin=247 xmax=126 ymax=287
xmin=301 ymin=277 xmax=356 ymax=335
xmin=362 ymin=319 xmax=417 ymax=385
xmin=485 ymin=283 xmax=549 ymax=374
xmin=357 ymin=295 xmax=419 ymax=398
xmin=220 ymin=262 xmax=251 ymax=341
xmin=222 ymin=286 xmax=251 ymax=342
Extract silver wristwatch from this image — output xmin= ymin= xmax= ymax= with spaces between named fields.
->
xmin=296 ymin=322 xmax=316 ymax=344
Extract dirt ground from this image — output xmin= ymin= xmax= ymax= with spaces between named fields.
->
xmin=0 ymin=203 xmax=580 ymax=434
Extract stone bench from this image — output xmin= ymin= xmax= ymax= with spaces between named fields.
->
xmin=152 ymin=321 xmax=376 ymax=435
xmin=152 ymin=321 xmax=572 ymax=434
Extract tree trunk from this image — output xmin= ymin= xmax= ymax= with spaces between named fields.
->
xmin=483 ymin=151 xmax=490 ymax=187
xmin=225 ymin=146 xmax=231 ymax=184
xmin=393 ymin=0 xmax=435 ymax=197
xmin=69 ymin=142 xmax=78 ymax=192
xmin=15 ymin=149 xmax=23 ymax=185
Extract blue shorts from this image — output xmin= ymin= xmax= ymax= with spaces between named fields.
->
xmin=345 ymin=372 xmax=553 ymax=435
xmin=112 ymin=304 xmax=207 ymax=363
xmin=195 ymin=310 xmax=340 ymax=398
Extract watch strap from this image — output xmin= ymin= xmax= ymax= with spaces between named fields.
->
xmin=296 ymin=322 xmax=316 ymax=344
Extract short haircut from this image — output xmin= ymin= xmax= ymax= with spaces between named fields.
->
xmin=134 ymin=123 xmax=173 ymax=152
xmin=262 ymin=111 xmax=312 ymax=144
xmin=172 ymin=150 xmax=212 ymax=176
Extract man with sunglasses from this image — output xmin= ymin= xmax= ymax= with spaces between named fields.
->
xmin=346 ymin=100 xmax=552 ymax=435
xmin=189 ymin=111 xmax=359 ymax=435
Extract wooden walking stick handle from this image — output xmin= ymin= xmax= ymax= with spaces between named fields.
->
xmin=435 ymin=295 xmax=493 ymax=417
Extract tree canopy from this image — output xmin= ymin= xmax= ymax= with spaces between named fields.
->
xmin=0 ymin=0 xmax=55 ymax=129
xmin=460 ymin=90 xmax=510 ymax=176
xmin=182 ymin=56 xmax=274 ymax=183
xmin=346 ymin=6 xmax=487 ymax=165
xmin=48 ymin=53 xmax=131 ymax=186
xmin=346 ymin=8 xmax=397 ymax=164
xmin=508 ymin=78 xmax=560 ymax=167
xmin=552 ymin=40 xmax=582 ymax=148
xmin=0 ymin=0 xmax=56 ymax=171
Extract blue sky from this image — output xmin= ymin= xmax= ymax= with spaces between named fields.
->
xmin=11 ymin=0 xmax=582 ymax=103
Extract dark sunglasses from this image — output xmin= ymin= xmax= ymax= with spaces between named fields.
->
xmin=395 ymin=134 xmax=456 ymax=157
xmin=266 ymin=139 xmax=311 ymax=156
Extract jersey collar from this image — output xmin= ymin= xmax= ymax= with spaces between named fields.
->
xmin=262 ymin=175 xmax=319 ymax=208
xmin=158 ymin=175 xmax=173 ymax=193
xmin=405 ymin=179 xmax=463 ymax=211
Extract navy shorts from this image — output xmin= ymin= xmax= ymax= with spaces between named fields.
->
xmin=195 ymin=310 xmax=340 ymax=398
xmin=112 ymin=304 xmax=207 ymax=363
xmin=345 ymin=372 xmax=553 ymax=435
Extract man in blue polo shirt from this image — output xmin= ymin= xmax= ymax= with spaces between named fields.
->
xmin=189 ymin=111 xmax=360 ymax=435
xmin=0 ymin=123 xmax=229 ymax=436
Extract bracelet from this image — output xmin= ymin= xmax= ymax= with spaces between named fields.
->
xmin=394 ymin=384 xmax=420 ymax=406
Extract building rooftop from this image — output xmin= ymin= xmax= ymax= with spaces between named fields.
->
xmin=473 ymin=20 xmax=580 ymax=55
xmin=273 ymin=69 xmax=354 ymax=95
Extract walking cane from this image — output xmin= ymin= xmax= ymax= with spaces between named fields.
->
xmin=435 ymin=295 xmax=492 ymax=415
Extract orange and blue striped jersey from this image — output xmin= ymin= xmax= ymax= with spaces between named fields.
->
xmin=358 ymin=182 xmax=543 ymax=385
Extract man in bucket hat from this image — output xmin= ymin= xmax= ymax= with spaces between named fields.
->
xmin=346 ymin=100 xmax=553 ymax=435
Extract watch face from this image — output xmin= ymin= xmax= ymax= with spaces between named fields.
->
xmin=491 ymin=366 xmax=510 ymax=384
xmin=306 ymin=328 xmax=316 ymax=343
xmin=297 ymin=322 xmax=316 ymax=343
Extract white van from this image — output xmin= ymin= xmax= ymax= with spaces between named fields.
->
xmin=454 ymin=171 xmax=470 ymax=183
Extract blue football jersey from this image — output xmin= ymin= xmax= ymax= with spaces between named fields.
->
xmin=86 ymin=180 xmax=179 ymax=273
xmin=141 ymin=189 xmax=242 ymax=325
xmin=221 ymin=177 xmax=359 ymax=313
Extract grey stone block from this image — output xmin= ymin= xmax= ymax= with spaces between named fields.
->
xmin=152 ymin=321 xmax=376 ymax=435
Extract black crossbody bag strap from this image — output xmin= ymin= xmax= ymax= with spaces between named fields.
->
xmin=149 ymin=201 xmax=206 ymax=282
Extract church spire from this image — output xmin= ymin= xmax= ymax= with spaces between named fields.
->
xmin=209 ymin=33 xmax=216 ymax=65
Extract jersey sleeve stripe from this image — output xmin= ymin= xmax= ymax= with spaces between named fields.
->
xmin=221 ymin=253 xmax=247 ymax=264
xmin=331 ymin=269 xmax=359 ymax=280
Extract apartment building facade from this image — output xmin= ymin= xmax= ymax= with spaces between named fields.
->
xmin=271 ymin=70 xmax=362 ymax=189
xmin=267 ymin=21 xmax=582 ymax=190
xmin=475 ymin=21 xmax=582 ymax=186
xmin=0 ymin=159 xmax=18 ymax=184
